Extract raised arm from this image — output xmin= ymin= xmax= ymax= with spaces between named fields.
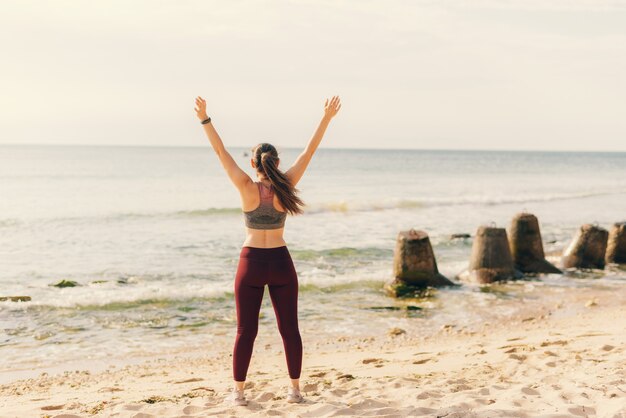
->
xmin=286 ymin=96 xmax=341 ymax=187
xmin=194 ymin=96 xmax=252 ymax=191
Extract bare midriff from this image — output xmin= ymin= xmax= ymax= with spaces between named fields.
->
xmin=242 ymin=227 xmax=287 ymax=248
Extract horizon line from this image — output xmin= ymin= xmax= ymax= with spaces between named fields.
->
xmin=0 ymin=142 xmax=625 ymax=154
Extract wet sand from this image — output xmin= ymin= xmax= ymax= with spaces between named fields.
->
xmin=1 ymin=284 xmax=625 ymax=417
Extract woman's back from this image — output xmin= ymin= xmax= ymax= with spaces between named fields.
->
xmin=243 ymin=181 xmax=287 ymax=230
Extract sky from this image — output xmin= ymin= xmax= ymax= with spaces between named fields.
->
xmin=0 ymin=0 xmax=625 ymax=151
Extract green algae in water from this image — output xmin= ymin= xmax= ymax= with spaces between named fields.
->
xmin=78 ymin=298 xmax=172 ymax=311
xmin=365 ymin=305 xmax=422 ymax=311
xmin=366 ymin=306 xmax=402 ymax=311
xmin=141 ymin=395 xmax=169 ymax=404
xmin=50 ymin=279 xmax=80 ymax=288
xmin=0 ymin=296 xmax=31 ymax=302
xmin=563 ymin=269 xmax=610 ymax=280
xmin=477 ymin=285 xmax=517 ymax=299
xmin=63 ymin=326 xmax=87 ymax=333
xmin=176 ymin=321 xmax=210 ymax=329
xmin=384 ymin=281 xmax=439 ymax=299
xmin=291 ymin=247 xmax=391 ymax=261
xmin=300 ymin=279 xmax=383 ymax=294
xmin=77 ymin=296 xmax=220 ymax=312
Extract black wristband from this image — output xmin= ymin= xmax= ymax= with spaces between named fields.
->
xmin=200 ymin=117 xmax=211 ymax=125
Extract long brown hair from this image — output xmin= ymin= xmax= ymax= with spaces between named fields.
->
xmin=252 ymin=143 xmax=305 ymax=215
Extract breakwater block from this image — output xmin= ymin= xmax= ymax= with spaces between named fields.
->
xmin=458 ymin=226 xmax=523 ymax=284
xmin=385 ymin=229 xmax=454 ymax=297
xmin=561 ymin=224 xmax=608 ymax=269
xmin=606 ymin=222 xmax=626 ymax=264
xmin=509 ymin=213 xmax=561 ymax=274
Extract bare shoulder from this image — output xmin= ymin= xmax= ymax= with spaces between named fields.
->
xmin=240 ymin=178 xmax=257 ymax=195
xmin=239 ymin=179 xmax=259 ymax=211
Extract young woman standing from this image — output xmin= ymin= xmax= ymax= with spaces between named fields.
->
xmin=193 ymin=95 xmax=342 ymax=406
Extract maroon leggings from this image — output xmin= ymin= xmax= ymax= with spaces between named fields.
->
xmin=233 ymin=245 xmax=302 ymax=382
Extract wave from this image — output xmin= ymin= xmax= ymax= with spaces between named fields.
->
xmin=0 ymin=274 xmax=388 ymax=311
xmin=0 ymin=218 xmax=21 ymax=228
xmin=291 ymin=246 xmax=391 ymax=261
xmin=120 ymin=188 xmax=626 ymax=217
xmin=174 ymin=208 xmax=242 ymax=216
xmin=422 ymin=189 xmax=626 ymax=207
xmin=2 ymin=188 xmax=624 ymax=226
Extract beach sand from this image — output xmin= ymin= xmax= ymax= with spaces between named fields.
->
xmin=1 ymin=287 xmax=625 ymax=418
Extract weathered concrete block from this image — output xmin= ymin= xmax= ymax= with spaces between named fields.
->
xmin=509 ymin=213 xmax=561 ymax=274
xmin=385 ymin=229 xmax=454 ymax=297
xmin=605 ymin=222 xmax=626 ymax=264
xmin=458 ymin=226 xmax=522 ymax=284
xmin=561 ymin=224 xmax=608 ymax=269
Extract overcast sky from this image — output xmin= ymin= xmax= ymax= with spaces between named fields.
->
xmin=0 ymin=0 xmax=624 ymax=151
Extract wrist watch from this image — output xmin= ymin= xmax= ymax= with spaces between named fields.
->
xmin=201 ymin=117 xmax=211 ymax=125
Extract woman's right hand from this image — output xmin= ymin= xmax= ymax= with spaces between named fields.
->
xmin=324 ymin=96 xmax=342 ymax=120
xmin=194 ymin=96 xmax=209 ymax=121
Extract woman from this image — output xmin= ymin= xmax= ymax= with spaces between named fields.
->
xmin=193 ymin=95 xmax=342 ymax=406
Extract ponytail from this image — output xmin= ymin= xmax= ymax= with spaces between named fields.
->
xmin=253 ymin=143 xmax=305 ymax=216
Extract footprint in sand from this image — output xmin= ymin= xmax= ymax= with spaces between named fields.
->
xmin=302 ymin=383 xmax=318 ymax=392
xmin=309 ymin=371 xmax=327 ymax=378
xmin=174 ymin=377 xmax=203 ymax=384
xmin=416 ymin=390 xmax=443 ymax=399
xmin=474 ymin=398 xmax=496 ymax=405
xmin=540 ymin=339 xmax=568 ymax=347
xmin=568 ymin=406 xmax=597 ymax=416
xmin=331 ymin=388 xmax=349 ymax=396
xmin=256 ymin=392 xmax=276 ymax=402
xmin=41 ymin=404 xmax=65 ymax=411
xmin=521 ymin=387 xmax=540 ymax=396
xmin=98 ymin=386 xmax=124 ymax=393
xmin=182 ymin=405 xmax=206 ymax=414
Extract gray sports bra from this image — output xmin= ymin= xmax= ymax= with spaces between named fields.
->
xmin=243 ymin=181 xmax=287 ymax=230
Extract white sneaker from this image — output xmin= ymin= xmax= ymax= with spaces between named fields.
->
xmin=286 ymin=387 xmax=304 ymax=403
xmin=226 ymin=389 xmax=248 ymax=406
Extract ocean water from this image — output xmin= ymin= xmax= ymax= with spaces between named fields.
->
xmin=1 ymin=145 xmax=625 ymax=378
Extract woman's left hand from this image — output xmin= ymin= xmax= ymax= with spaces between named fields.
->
xmin=194 ymin=96 xmax=209 ymax=121
xmin=323 ymin=95 xmax=342 ymax=120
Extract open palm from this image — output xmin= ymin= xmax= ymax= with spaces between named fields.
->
xmin=324 ymin=96 xmax=342 ymax=119
xmin=194 ymin=96 xmax=208 ymax=120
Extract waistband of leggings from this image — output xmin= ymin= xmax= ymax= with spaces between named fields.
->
xmin=240 ymin=245 xmax=290 ymax=260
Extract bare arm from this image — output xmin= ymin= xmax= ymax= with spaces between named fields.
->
xmin=286 ymin=96 xmax=342 ymax=187
xmin=194 ymin=96 xmax=252 ymax=191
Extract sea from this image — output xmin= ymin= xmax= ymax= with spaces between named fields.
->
xmin=1 ymin=145 xmax=625 ymax=381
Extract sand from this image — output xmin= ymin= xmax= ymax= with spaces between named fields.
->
xmin=1 ymin=288 xmax=625 ymax=418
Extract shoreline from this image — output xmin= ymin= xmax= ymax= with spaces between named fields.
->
xmin=2 ymin=273 xmax=623 ymax=384
xmin=1 ymin=286 xmax=625 ymax=417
